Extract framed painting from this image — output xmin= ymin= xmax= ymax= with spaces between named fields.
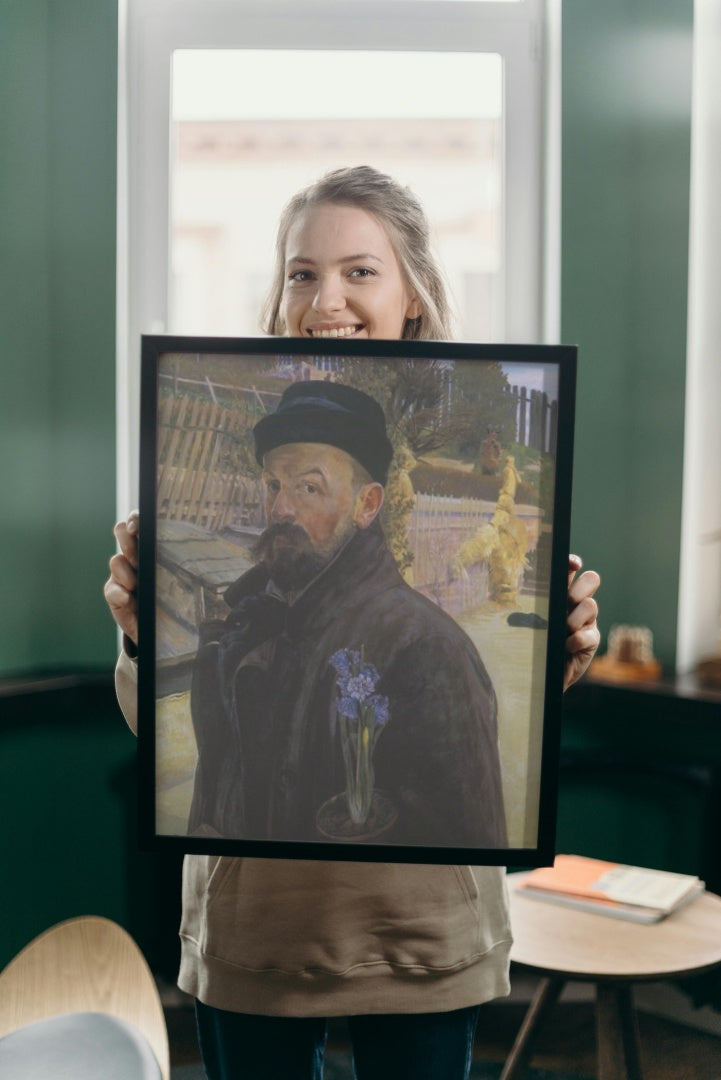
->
xmin=137 ymin=335 xmax=576 ymax=865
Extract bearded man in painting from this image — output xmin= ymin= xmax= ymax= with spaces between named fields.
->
xmin=188 ymin=380 xmax=507 ymax=850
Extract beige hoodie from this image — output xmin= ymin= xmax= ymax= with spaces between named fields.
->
xmin=116 ymin=650 xmax=512 ymax=1016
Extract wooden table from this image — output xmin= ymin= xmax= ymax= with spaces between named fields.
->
xmin=502 ymin=873 xmax=721 ymax=1080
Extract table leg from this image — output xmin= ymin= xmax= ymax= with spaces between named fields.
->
xmin=500 ymin=976 xmax=565 ymax=1080
xmin=596 ymin=982 xmax=643 ymax=1080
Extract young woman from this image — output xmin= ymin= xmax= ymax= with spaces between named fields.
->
xmin=106 ymin=166 xmax=600 ymax=1080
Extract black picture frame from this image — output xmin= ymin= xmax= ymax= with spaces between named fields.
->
xmin=138 ymin=335 xmax=576 ymax=865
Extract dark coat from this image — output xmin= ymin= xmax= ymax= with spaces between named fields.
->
xmin=189 ymin=524 xmax=507 ymax=849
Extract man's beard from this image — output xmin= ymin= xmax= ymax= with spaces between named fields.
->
xmin=250 ymin=521 xmax=355 ymax=594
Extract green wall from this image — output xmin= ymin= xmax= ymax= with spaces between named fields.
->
xmin=0 ymin=0 xmax=118 ymax=676
xmin=562 ymin=0 xmax=693 ymax=670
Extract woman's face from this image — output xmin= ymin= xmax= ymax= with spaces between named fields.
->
xmin=280 ymin=203 xmax=421 ymax=340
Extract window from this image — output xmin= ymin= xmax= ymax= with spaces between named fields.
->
xmin=118 ymin=0 xmax=556 ymax=509
xmin=170 ymin=49 xmax=503 ymax=340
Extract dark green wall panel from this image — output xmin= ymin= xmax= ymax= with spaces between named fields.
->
xmin=0 ymin=682 xmax=184 ymax=976
xmin=0 ymin=0 xmax=118 ymax=675
xmin=0 ymin=3 xmax=55 ymax=671
xmin=562 ymin=1 xmax=693 ymax=670
xmin=0 ymin=698 xmax=133 ymax=965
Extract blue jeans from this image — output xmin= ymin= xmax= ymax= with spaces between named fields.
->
xmin=195 ymin=1000 xmax=481 ymax=1080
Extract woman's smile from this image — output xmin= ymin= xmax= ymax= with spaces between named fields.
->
xmin=306 ymin=323 xmax=364 ymax=338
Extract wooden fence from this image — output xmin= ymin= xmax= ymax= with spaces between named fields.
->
xmin=502 ymin=384 xmax=558 ymax=453
xmin=156 ymin=394 xmax=262 ymax=531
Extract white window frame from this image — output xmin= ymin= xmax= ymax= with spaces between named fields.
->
xmin=676 ymin=0 xmax=721 ymax=675
xmin=116 ymin=0 xmax=558 ymax=512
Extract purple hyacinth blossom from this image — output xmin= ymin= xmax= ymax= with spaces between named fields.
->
xmin=329 ymin=650 xmax=352 ymax=678
xmin=345 ymin=671 xmax=377 ymax=700
xmin=330 ymin=648 xmax=389 ymax=730
xmin=368 ymin=694 xmax=390 ymax=727
xmin=337 ymin=695 xmax=360 ymax=720
xmin=360 ymin=661 xmax=379 ymax=679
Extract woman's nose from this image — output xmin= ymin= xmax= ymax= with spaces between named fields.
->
xmin=312 ymin=273 xmax=345 ymax=315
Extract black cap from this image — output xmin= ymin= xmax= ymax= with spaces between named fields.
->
xmin=253 ymin=381 xmax=393 ymax=484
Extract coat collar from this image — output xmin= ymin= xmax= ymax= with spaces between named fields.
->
xmin=223 ymin=525 xmax=402 ymax=640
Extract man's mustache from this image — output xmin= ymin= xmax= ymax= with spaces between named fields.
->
xmin=250 ymin=522 xmax=331 ymax=593
xmin=250 ymin=522 xmax=313 ymax=563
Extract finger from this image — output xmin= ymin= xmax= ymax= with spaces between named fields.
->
xmin=103 ymin=577 xmax=132 ymax=612
xmin=113 ymin=518 xmax=139 ymax=567
xmin=567 ymin=553 xmax=583 ymax=588
xmin=566 ymin=623 xmax=601 ymax=657
xmin=566 ymin=594 xmax=599 ymax=634
xmin=103 ymin=579 xmax=139 ymax=642
xmin=568 ymin=569 xmax=601 ymax=607
xmin=108 ymin=552 xmax=137 ymax=592
xmin=104 ymin=578 xmax=138 ymax=630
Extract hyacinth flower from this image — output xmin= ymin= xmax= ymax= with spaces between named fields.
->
xmin=329 ymin=647 xmax=390 ymax=825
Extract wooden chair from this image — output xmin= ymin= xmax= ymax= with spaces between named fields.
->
xmin=0 ymin=915 xmax=170 ymax=1079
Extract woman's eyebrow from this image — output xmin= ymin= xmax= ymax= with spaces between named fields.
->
xmin=339 ymin=253 xmax=383 ymax=264
xmin=286 ymin=253 xmax=384 ymax=266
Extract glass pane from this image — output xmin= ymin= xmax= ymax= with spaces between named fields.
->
xmin=170 ymin=49 xmax=503 ymax=340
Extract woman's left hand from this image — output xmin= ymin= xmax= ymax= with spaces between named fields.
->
xmin=564 ymin=554 xmax=601 ymax=691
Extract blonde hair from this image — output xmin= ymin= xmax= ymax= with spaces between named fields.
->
xmin=262 ymin=165 xmax=453 ymax=341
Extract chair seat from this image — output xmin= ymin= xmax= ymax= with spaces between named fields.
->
xmin=0 ymin=1011 xmax=162 ymax=1079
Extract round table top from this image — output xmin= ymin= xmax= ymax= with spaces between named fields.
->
xmin=508 ymin=872 xmax=721 ymax=981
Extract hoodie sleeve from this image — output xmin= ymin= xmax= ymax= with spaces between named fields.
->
xmin=115 ymin=646 xmax=139 ymax=736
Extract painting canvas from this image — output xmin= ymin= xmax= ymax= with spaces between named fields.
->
xmin=137 ymin=335 xmax=576 ymax=865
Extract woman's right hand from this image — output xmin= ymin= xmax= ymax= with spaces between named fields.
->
xmin=104 ymin=510 xmax=139 ymax=646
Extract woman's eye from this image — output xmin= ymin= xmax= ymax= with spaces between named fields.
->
xmin=349 ymin=267 xmax=374 ymax=279
xmin=302 ymin=483 xmax=318 ymax=495
xmin=266 ymin=480 xmax=280 ymax=495
xmin=288 ymin=269 xmax=313 ymax=283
